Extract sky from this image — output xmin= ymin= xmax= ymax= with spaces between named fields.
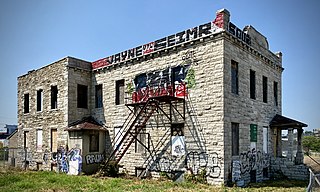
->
xmin=0 ymin=0 xmax=319 ymax=131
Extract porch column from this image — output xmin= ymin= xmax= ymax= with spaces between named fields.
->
xmin=295 ymin=128 xmax=304 ymax=164
xmin=287 ymin=128 xmax=294 ymax=161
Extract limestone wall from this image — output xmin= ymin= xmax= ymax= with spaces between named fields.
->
xmin=17 ymin=58 xmax=69 ymax=169
xmin=223 ymin=32 xmax=282 ymax=185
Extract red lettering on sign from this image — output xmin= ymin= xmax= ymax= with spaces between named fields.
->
xmin=213 ymin=12 xmax=224 ymax=28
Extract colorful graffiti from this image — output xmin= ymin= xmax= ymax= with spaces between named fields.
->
xmin=85 ymin=153 xmax=104 ymax=165
xmin=132 ymin=65 xmax=191 ymax=103
xmin=50 ymin=146 xmax=82 ymax=175
xmin=186 ymin=151 xmax=222 ymax=178
xmin=68 ymin=148 xmax=82 ymax=175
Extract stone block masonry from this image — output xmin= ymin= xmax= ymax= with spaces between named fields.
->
xmin=16 ymin=8 xmax=308 ymax=186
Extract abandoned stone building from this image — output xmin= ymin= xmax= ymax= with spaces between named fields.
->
xmin=17 ymin=8 xmax=308 ymax=185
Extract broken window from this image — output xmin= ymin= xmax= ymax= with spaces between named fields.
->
xmin=89 ymin=131 xmax=99 ymax=152
xmin=263 ymin=76 xmax=268 ymax=103
xmin=115 ymin=79 xmax=125 ymax=105
xmin=95 ymin=84 xmax=103 ymax=108
xmin=250 ymin=70 xmax=256 ymax=99
xmin=51 ymin=86 xmax=58 ymax=109
xmin=231 ymin=123 xmax=239 ymax=156
xmin=24 ymin=93 xmax=29 ymax=113
xmin=231 ymin=60 xmax=239 ymax=94
xmin=77 ymin=84 xmax=88 ymax=108
xmin=37 ymin=89 xmax=43 ymax=111
xmin=274 ymin=81 xmax=278 ymax=106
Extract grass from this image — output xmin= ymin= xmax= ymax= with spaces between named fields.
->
xmin=0 ymin=170 xmax=308 ymax=192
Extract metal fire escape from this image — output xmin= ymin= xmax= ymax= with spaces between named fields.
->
xmin=104 ymin=94 xmax=185 ymax=165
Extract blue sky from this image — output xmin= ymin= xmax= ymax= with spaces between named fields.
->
xmin=0 ymin=0 xmax=319 ymax=131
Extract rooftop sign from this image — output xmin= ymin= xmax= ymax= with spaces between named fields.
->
xmin=92 ymin=11 xmax=251 ymax=69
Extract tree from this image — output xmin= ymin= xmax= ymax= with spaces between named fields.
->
xmin=302 ymin=136 xmax=320 ymax=153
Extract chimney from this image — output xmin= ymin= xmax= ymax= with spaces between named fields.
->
xmin=214 ymin=8 xmax=230 ymax=30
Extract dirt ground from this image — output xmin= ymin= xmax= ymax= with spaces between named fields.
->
xmin=304 ymin=155 xmax=320 ymax=173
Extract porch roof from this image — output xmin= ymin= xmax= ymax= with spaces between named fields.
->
xmin=66 ymin=116 xmax=107 ymax=131
xmin=270 ymin=114 xmax=308 ymax=129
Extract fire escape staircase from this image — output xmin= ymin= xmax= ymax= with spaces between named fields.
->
xmin=105 ymin=99 xmax=159 ymax=164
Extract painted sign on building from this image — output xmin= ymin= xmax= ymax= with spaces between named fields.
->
xmin=92 ymin=22 xmax=223 ymax=69
xmin=132 ymin=65 xmax=191 ymax=103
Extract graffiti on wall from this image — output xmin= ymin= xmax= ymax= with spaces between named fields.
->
xmin=239 ymin=148 xmax=270 ymax=175
xmin=132 ymin=65 xmax=192 ymax=103
xmin=68 ymin=148 xmax=82 ymax=175
xmin=186 ymin=151 xmax=222 ymax=178
xmin=231 ymin=148 xmax=270 ymax=182
xmin=50 ymin=146 xmax=82 ymax=175
xmin=85 ymin=153 xmax=104 ymax=165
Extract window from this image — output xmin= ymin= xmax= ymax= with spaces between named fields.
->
xmin=250 ymin=70 xmax=256 ymax=99
xmin=231 ymin=60 xmax=239 ymax=94
xmin=24 ymin=93 xmax=29 ymax=113
xmin=95 ymin=84 xmax=103 ymax=108
xmin=89 ymin=131 xmax=99 ymax=152
xmin=274 ymin=81 xmax=278 ymax=106
xmin=51 ymin=86 xmax=58 ymax=109
xmin=77 ymin=84 xmax=88 ymax=108
xmin=115 ymin=79 xmax=125 ymax=105
xmin=36 ymin=129 xmax=43 ymax=152
xmin=51 ymin=129 xmax=57 ymax=152
xmin=135 ymin=126 xmax=147 ymax=153
xmin=263 ymin=76 xmax=268 ymax=103
xmin=24 ymin=131 xmax=29 ymax=149
xmin=231 ymin=123 xmax=239 ymax=156
xmin=37 ymin=89 xmax=43 ymax=111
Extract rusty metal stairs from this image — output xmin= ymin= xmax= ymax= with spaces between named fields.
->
xmin=105 ymin=99 xmax=159 ymax=165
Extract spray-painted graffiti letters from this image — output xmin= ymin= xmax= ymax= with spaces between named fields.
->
xmin=239 ymin=149 xmax=269 ymax=175
xmin=85 ymin=153 xmax=104 ymax=165
xmin=186 ymin=151 xmax=222 ymax=178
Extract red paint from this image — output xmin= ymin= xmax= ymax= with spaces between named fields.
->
xmin=142 ymin=42 xmax=155 ymax=54
xmin=92 ymin=58 xmax=109 ymax=69
xmin=213 ymin=12 xmax=224 ymax=28
xmin=131 ymin=83 xmax=186 ymax=103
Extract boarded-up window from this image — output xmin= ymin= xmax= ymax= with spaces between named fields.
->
xmin=77 ymin=84 xmax=88 ymax=108
xmin=36 ymin=129 xmax=43 ymax=151
xmin=115 ymin=79 xmax=125 ymax=105
xmin=232 ymin=123 xmax=239 ymax=156
xmin=51 ymin=129 xmax=57 ymax=152
xmin=171 ymin=123 xmax=185 ymax=156
xmin=37 ymin=89 xmax=43 ymax=111
xmin=95 ymin=84 xmax=103 ymax=108
xmin=263 ymin=76 xmax=268 ymax=103
xmin=263 ymin=127 xmax=268 ymax=153
xmin=135 ymin=126 xmax=147 ymax=153
xmin=89 ymin=131 xmax=99 ymax=152
xmin=51 ymin=86 xmax=58 ymax=109
xmin=24 ymin=93 xmax=29 ymax=113
xmin=231 ymin=60 xmax=239 ymax=94
xmin=250 ymin=70 xmax=256 ymax=99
